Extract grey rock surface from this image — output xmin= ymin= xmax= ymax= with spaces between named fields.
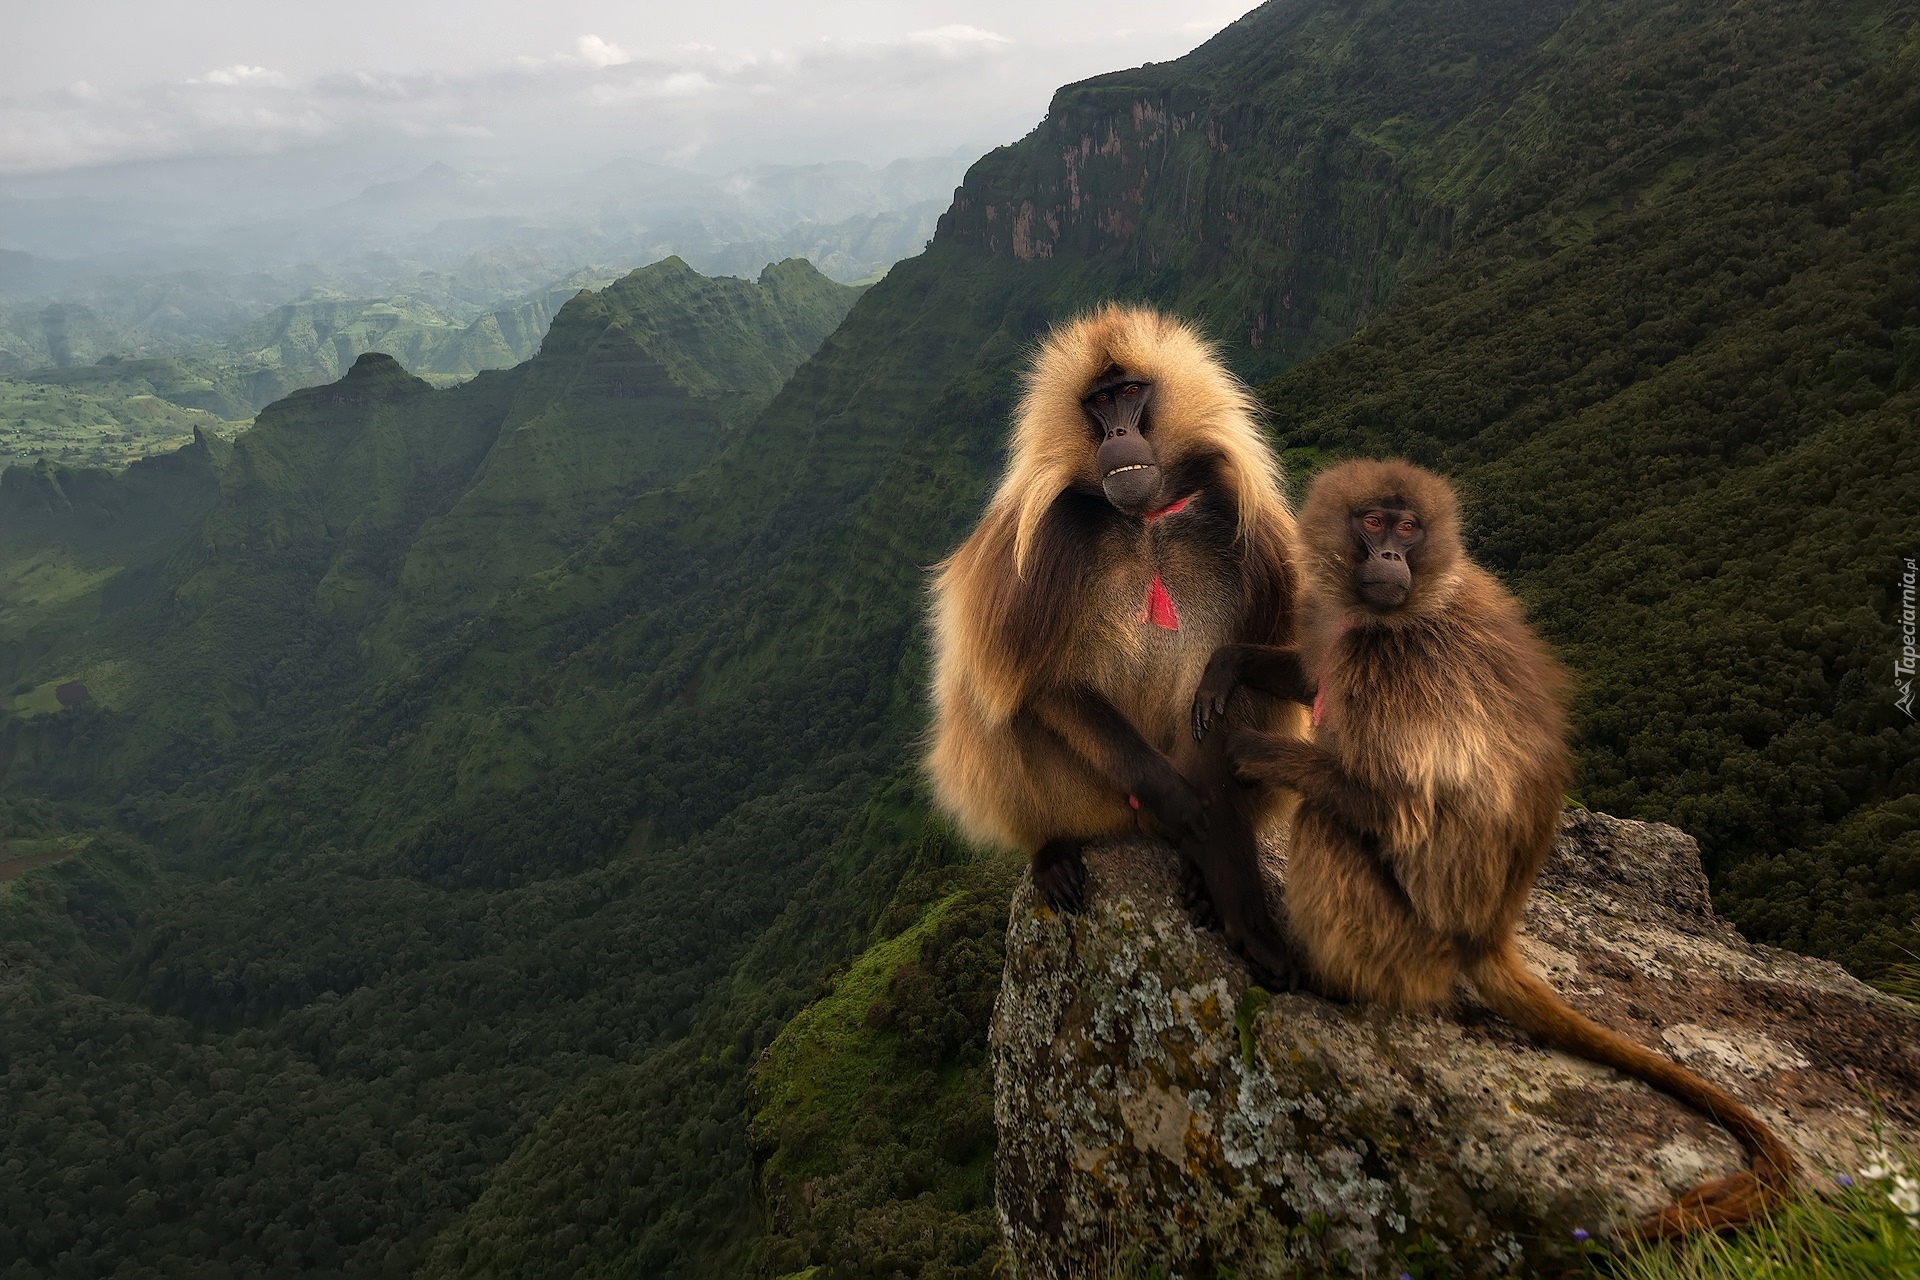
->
xmin=991 ymin=810 xmax=1920 ymax=1277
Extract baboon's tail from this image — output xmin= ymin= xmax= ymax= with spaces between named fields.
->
xmin=1469 ymin=939 xmax=1796 ymax=1237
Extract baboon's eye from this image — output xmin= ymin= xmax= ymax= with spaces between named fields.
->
xmin=1362 ymin=514 xmax=1384 ymax=532
xmin=1397 ymin=519 xmax=1417 ymax=537
xmin=1093 ymin=391 xmax=1110 ymax=404
xmin=1122 ymin=383 xmax=1141 ymax=398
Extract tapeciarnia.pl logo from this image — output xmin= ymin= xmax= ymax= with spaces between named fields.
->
xmin=1899 ymin=557 xmax=1917 ymax=719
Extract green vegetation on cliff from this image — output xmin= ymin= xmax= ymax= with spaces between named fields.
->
xmin=1250 ymin=4 xmax=1920 ymax=972
xmin=1 ymin=257 xmax=869 ymax=1275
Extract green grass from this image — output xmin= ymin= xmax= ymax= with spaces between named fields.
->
xmin=0 ymin=377 xmax=244 ymax=470
xmin=0 ymin=551 xmax=121 ymax=630
xmin=5 ymin=677 xmax=81 ymax=718
xmin=1876 ymin=966 xmax=1920 ymax=1004
xmin=746 ymin=820 xmax=1016 ymax=1280
xmin=753 ymin=890 xmax=966 ymax=1179
xmin=1610 ymin=1145 xmax=1920 ymax=1279
xmin=0 ymin=836 xmax=84 ymax=884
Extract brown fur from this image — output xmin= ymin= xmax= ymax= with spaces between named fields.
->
xmin=1228 ymin=458 xmax=1797 ymax=1237
xmin=926 ymin=305 xmax=1309 ymax=968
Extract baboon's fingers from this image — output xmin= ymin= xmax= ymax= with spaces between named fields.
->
xmin=1236 ymin=935 xmax=1300 ymax=994
xmin=1191 ymin=652 xmax=1240 ymax=741
xmin=1035 ymin=862 xmax=1086 ymax=913
xmin=1181 ymin=858 xmax=1222 ymax=931
xmin=1191 ymin=687 xmax=1230 ymax=742
xmin=1032 ymin=840 xmax=1089 ymax=914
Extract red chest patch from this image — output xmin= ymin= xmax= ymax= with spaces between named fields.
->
xmin=1144 ymin=573 xmax=1180 ymax=630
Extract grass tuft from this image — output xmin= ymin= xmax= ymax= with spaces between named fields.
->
xmin=1608 ymin=1133 xmax=1920 ymax=1280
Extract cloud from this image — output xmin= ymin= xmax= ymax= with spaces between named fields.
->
xmin=193 ymin=65 xmax=289 ymax=87
xmin=0 ymin=74 xmax=333 ymax=173
xmin=588 ymin=70 xmax=719 ymax=106
xmin=0 ymin=17 xmax=1225 ymax=176
xmin=576 ymin=35 xmax=632 ymax=69
xmin=906 ymin=25 xmax=1014 ymax=49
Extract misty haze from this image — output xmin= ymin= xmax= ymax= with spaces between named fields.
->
xmin=0 ymin=2 xmax=1242 ymax=464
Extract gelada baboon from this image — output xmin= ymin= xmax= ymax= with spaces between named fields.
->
xmin=926 ymin=304 xmax=1308 ymax=980
xmin=1199 ymin=458 xmax=1795 ymax=1235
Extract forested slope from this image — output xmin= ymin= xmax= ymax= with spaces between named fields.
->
xmin=0 ymin=258 xmax=864 ymax=1275
xmin=1254 ymin=22 xmax=1920 ymax=970
xmin=2 ymin=1 xmax=1916 ymax=1277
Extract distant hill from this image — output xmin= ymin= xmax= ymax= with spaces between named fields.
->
xmin=1 ymin=1 xmax=1915 ymax=1277
xmin=0 ymin=152 xmax=963 ymax=472
xmin=0 ymin=369 xmax=241 ymax=471
xmin=0 ymin=256 xmax=858 ymax=778
xmin=217 ymin=266 xmax=627 ymax=402
xmin=0 ymin=248 xmax=914 ymax=473
xmin=0 ymin=152 xmax=973 ymax=369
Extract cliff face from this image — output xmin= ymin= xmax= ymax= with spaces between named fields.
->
xmin=938 ymin=0 xmax=1582 ymax=369
xmin=992 ymin=812 xmax=1920 ymax=1277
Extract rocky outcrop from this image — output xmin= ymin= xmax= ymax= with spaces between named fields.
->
xmin=991 ymin=811 xmax=1920 ymax=1277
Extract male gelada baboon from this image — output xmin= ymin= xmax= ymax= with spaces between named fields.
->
xmin=1200 ymin=457 xmax=1796 ymax=1235
xmin=926 ymin=305 xmax=1308 ymax=981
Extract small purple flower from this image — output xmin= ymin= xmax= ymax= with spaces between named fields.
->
xmin=1571 ymin=1228 xmax=1590 ymax=1242
xmin=1837 ymin=1174 xmax=1855 ymax=1187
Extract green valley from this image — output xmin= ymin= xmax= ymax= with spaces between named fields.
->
xmin=0 ymin=268 xmax=628 ymax=473
xmin=0 ymin=376 xmax=241 ymax=472
xmin=1 ymin=0 xmax=1916 ymax=1276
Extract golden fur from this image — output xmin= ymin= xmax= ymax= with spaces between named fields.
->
xmin=1232 ymin=458 xmax=1797 ymax=1236
xmin=1004 ymin=308 xmax=1284 ymax=579
xmin=927 ymin=304 xmax=1305 ymax=858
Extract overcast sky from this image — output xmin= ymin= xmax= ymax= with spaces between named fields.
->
xmin=1 ymin=1 xmax=1257 ymax=177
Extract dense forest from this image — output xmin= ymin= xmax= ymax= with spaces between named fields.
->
xmin=3 ymin=0 xmax=1917 ymax=1276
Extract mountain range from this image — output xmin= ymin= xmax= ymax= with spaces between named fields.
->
xmin=0 ymin=156 xmax=967 ymax=473
xmin=2 ymin=0 xmax=1916 ymax=1276
xmin=0 ymin=153 xmax=973 ymax=372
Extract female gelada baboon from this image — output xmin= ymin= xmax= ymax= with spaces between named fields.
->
xmin=1201 ymin=457 xmax=1796 ymax=1235
xmin=926 ymin=305 xmax=1307 ymax=981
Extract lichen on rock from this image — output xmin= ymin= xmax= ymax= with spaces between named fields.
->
xmin=990 ymin=810 xmax=1920 ymax=1277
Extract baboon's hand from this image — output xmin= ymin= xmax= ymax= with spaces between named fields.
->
xmin=1180 ymin=856 xmax=1222 ymax=931
xmin=1031 ymin=843 xmax=1088 ymax=914
xmin=1242 ymin=946 xmax=1304 ymax=995
xmin=1192 ymin=647 xmax=1243 ymax=741
xmin=1226 ymin=727 xmax=1316 ymax=787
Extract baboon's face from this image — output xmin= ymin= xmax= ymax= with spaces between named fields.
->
xmin=1350 ymin=501 xmax=1425 ymax=611
xmin=1081 ymin=368 xmax=1159 ymax=515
